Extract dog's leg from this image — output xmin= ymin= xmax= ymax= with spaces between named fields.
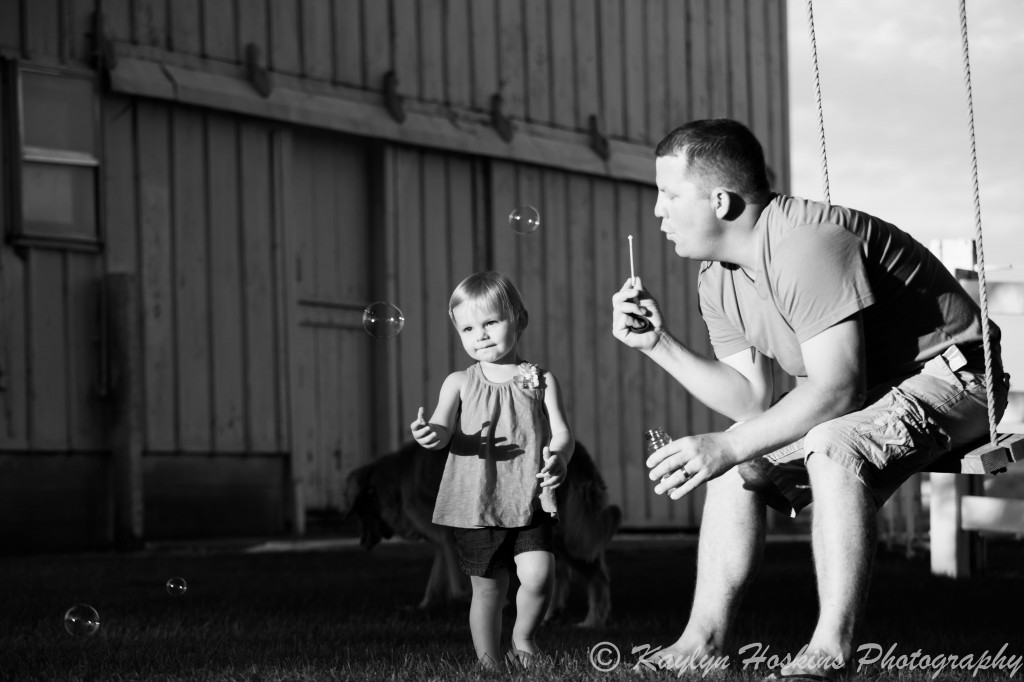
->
xmin=543 ymin=559 xmax=571 ymax=623
xmin=439 ymin=529 xmax=470 ymax=602
xmin=577 ymin=554 xmax=612 ymax=629
xmin=419 ymin=549 xmax=448 ymax=609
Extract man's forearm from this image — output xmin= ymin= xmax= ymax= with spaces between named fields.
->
xmin=724 ymin=378 xmax=862 ymax=463
xmin=644 ymin=331 xmax=770 ymax=422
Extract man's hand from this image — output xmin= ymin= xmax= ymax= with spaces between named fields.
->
xmin=410 ymin=406 xmax=446 ymax=449
xmin=611 ymin=277 xmax=664 ymax=351
xmin=646 ymin=432 xmax=740 ymax=499
xmin=537 ymin=446 xmax=568 ymax=489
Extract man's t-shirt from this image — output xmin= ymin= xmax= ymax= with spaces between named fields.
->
xmin=698 ymin=194 xmax=996 ymax=387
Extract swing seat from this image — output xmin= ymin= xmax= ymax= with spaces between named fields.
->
xmin=925 ymin=431 xmax=1024 ymax=578
xmin=925 ymin=432 xmax=1024 ymax=474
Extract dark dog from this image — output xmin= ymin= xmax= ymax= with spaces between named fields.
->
xmin=342 ymin=441 xmax=621 ymax=627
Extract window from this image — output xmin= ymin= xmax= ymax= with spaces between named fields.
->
xmin=3 ymin=61 xmax=101 ymax=250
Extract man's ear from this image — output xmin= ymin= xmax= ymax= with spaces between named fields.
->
xmin=711 ymin=187 xmax=731 ymax=219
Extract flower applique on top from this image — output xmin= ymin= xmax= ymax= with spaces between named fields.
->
xmin=514 ymin=362 xmax=541 ymax=389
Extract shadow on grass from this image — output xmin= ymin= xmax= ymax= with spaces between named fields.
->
xmin=1 ymin=535 xmax=1022 ymax=680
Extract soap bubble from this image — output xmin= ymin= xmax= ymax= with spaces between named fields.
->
xmin=363 ymin=301 xmax=405 ymax=339
xmin=63 ymin=604 xmax=100 ymax=637
xmin=509 ymin=205 xmax=540 ymax=234
xmin=166 ymin=576 xmax=188 ymax=596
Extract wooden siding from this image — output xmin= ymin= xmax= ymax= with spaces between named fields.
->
xmin=0 ymin=0 xmax=791 ymax=539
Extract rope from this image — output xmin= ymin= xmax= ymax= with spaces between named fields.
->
xmin=805 ymin=0 xmax=831 ymax=204
xmin=958 ymin=0 xmax=998 ymax=444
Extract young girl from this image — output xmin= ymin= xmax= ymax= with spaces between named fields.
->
xmin=410 ymin=271 xmax=574 ymax=668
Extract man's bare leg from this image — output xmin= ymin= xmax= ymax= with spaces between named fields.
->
xmin=783 ymin=453 xmax=875 ymax=677
xmin=654 ymin=467 xmax=766 ymax=668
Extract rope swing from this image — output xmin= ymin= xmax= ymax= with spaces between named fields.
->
xmin=803 ymin=0 xmax=1024 ymax=470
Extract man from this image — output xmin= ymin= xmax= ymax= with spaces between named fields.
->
xmin=611 ymin=119 xmax=1007 ymax=679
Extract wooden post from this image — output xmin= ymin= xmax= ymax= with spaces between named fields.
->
xmin=106 ymin=273 xmax=144 ymax=547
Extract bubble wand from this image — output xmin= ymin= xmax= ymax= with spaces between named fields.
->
xmin=627 ymin=235 xmax=652 ymax=331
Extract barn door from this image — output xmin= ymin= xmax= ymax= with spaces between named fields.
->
xmin=283 ymin=128 xmax=373 ymax=514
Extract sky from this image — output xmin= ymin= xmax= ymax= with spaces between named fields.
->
xmin=787 ymin=0 xmax=1024 ymax=280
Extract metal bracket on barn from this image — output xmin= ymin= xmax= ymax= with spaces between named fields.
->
xmin=246 ymin=44 xmax=273 ymax=98
xmin=589 ymin=114 xmax=610 ymax=161
xmin=383 ymin=71 xmax=406 ymax=124
xmin=490 ymin=93 xmax=514 ymax=143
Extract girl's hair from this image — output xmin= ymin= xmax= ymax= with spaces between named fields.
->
xmin=448 ymin=271 xmax=529 ymax=333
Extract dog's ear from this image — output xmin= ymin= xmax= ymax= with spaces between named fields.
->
xmin=341 ymin=463 xmax=375 ymax=520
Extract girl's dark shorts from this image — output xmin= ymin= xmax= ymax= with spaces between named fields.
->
xmin=452 ymin=514 xmax=555 ymax=578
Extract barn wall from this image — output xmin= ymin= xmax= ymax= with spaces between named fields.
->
xmin=0 ymin=0 xmax=791 ymax=544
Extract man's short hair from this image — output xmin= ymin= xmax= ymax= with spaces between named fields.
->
xmin=655 ymin=119 xmax=771 ymax=201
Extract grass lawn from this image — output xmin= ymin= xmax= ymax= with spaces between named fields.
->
xmin=1 ymin=533 xmax=1023 ymax=680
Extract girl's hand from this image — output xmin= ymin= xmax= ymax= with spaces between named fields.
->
xmin=537 ymin=446 xmax=568 ymax=489
xmin=611 ymin=277 xmax=663 ymax=351
xmin=410 ymin=406 xmax=442 ymax=449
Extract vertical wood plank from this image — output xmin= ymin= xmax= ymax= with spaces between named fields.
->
xmin=240 ymin=123 xmax=281 ymax=452
xmin=548 ymin=0 xmax=573 ymax=128
xmin=728 ymin=0 xmax=750 ymax=123
xmin=572 ymin=0 xmax=599 ymax=129
xmin=134 ymin=0 xmax=167 ymax=48
xmin=622 ymin=0 xmax=644 ymax=140
xmin=269 ymin=0 xmax=301 ymax=74
xmin=524 ymin=0 xmax=550 ymax=124
xmin=0 ymin=0 xmax=21 ymax=52
xmin=516 ymin=166 xmax=544 ymax=362
xmin=645 ymin=0 xmax=668 ymax=143
xmin=136 ymin=101 xmax=176 ymax=452
xmin=598 ymin=0 xmax=623 ymax=137
xmin=66 ymin=254 xmax=104 ymax=450
xmin=333 ymin=0 xmax=363 ymax=86
xmin=446 ymin=157 xmax=475 ymax=366
xmin=666 ymin=0 xmax=689 ymax=127
xmin=24 ymin=0 xmax=60 ymax=62
xmin=0 ymin=249 xmax=28 ymax=449
xmin=311 ymin=138 xmax=337 ymax=302
xmin=173 ymin=108 xmax=212 ymax=452
xmin=207 ymin=116 xmax=245 ymax=452
xmin=68 ymin=0 xmax=99 ymax=64
xmin=708 ymin=0 xmax=729 ymax=117
xmin=445 ymin=0 xmax=471 ymax=108
xmin=282 ymin=130 xmax=319 ymax=507
xmin=687 ymin=0 xmax=709 ymax=118
xmin=497 ymin=0 xmax=525 ymax=120
xmin=617 ymin=185 xmax=646 ymax=524
xmin=236 ymin=0 xmax=268 ymax=57
xmin=392 ymin=0 xmax=420 ymax=100
xmin=767 ymin=0 xmax=789 ymax=189
xmin=567 ymin=176 xmax=597 ymax=452
xmin=490 ymin=160 xmax=520 ymax=293
xmin=747 ymin=0 xmax=771 ymax=147
xmin=337 ymin=329 xmax=370 ymax=504
xmin=419 ymin=0 xmax=444 ymax=103
xmin=302 ymin=0 xmax=332 ymax=80
xmin=638 ymin=186 xmax=672 ymax=523
xmin=102 ymin=0 xmax=133 ymax=42
xmin=316 ymin=328 xmax=341 ymax=505
xmin=27 ymin=251 xmax=69 ymax=449
xmin=542 ymin=171 xmax=571 ymax=413
xmin=169 ymin=0 xmax=200 ymax=55
xmin=422 ymin=152 xmax=451 ymax=390
xmin=395 ymin=148 xmax=426 ymax=426
xmin=203 ymin=0 xmax=238 ymax=61
xmin=362 ymin=0 xmax=391 ymax=88
xmin=592 ymin=176 xmax=625 ymax=514
xmin=470 ymin=0 xmax=498 ymax=112
xmin=103 ymin=96 xmax=138 ymax=275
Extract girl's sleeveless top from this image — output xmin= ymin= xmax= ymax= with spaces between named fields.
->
xmin=431 ymin=363 xmax=557 ymax=528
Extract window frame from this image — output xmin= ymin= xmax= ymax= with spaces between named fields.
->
xmin=3 ymin=59 xmax=103 ymax=252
